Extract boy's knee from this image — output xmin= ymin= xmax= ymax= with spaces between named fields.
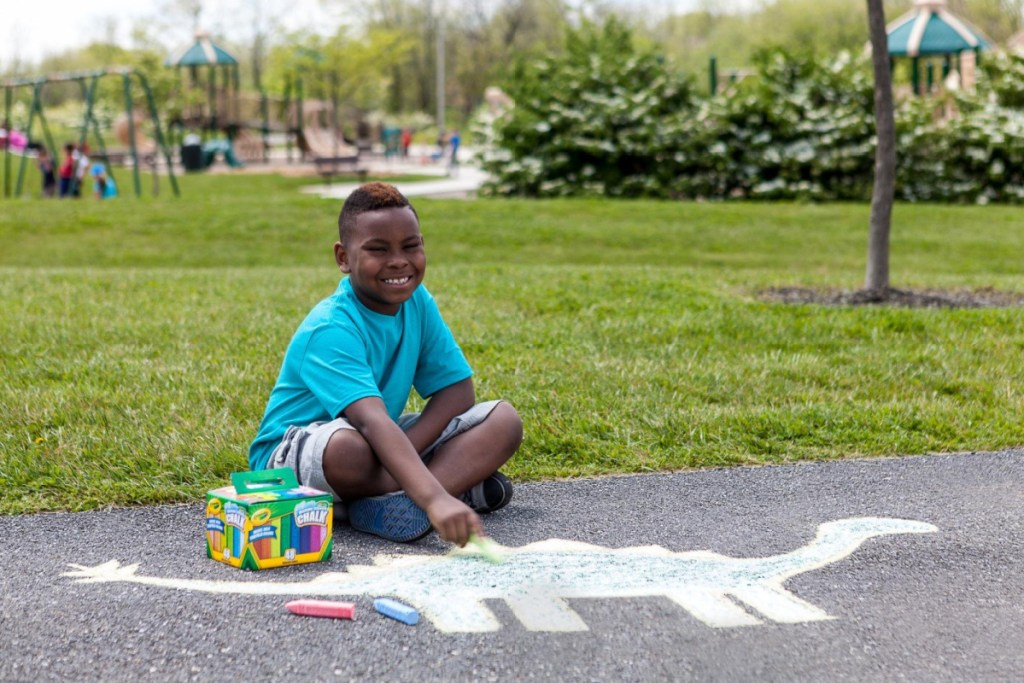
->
xmin=488 ymin=401 xmax=524 ymax=449
xmin=322 ymin=427 xmax=374 ymax=478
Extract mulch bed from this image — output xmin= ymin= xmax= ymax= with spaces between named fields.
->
xmin=759 ymin=286 xmax=1024 ymax=309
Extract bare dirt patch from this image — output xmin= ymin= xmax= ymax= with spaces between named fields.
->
xmin=759 ymin=286 xmax=1024 ymax=309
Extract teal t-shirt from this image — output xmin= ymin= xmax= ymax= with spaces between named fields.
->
xmin=248 ymin=278 xmax=473 ymax=470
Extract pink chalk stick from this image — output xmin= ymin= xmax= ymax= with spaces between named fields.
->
xmin=285 ymin=599 xmax=356 ymax=620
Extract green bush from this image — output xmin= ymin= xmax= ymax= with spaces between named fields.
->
xmin=479 ymin=19 xmax=696 ymax=198
xmin=981 ymin=50 xmax=1024 ymax=110
xmin=898 ymin=96 xmax=1024 ymax=203
xmin=672 ymin=50 xmax=876 ymax=201
xmin=481 ymin=24 xmax=1024 ymax=204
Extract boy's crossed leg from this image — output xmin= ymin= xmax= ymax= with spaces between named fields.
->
xmin=268 ymin=400 xmax=522 ymax=541
xmin=324 ymin=400 xmax=522 ymax=502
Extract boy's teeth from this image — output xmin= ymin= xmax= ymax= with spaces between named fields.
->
xmin=385 ymin=277 xmax=409 ymax=284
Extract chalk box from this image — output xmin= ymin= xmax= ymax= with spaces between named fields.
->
xmin=205 ymin=469 xmax=333 ymax=571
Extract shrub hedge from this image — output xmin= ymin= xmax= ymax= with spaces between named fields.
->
xmin=478 ymin=21 xmax=1024 ymax=203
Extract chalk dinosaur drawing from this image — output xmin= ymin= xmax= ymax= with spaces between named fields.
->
xmin=63 ymin=517 xmax=936 ymax=633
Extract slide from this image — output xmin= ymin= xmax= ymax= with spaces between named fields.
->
xmin=299 ymin=126 xmax=359 ymax=161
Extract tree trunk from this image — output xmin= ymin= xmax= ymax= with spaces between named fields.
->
xmin=865 ymin=0 xmax=896 ymax=292
xmin=252 ymin=33 xmax=265 ymax=92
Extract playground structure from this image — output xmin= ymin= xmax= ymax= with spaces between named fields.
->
xmin=3 ymin=38 xmax=404 ymax=192
xmin=1 ymin=69 xmax=179 ymax=199
xmin=296 ymin=99 xmax=363 ymax=178
xmin=707 ymin=1 xmax=993 ymax=99
xmin=886 ymin=0 xmax=990 ymax=95
xmin=707 ymin=56 xmax=755 ymax=96
xmin=166 ymin=33 xmax=367 ymax=176
xmin=166 ymin=32 xmax=241 ymax=137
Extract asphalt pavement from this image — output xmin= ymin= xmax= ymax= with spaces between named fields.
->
xmin=1 ymin=450 xmax=1022 ymax=682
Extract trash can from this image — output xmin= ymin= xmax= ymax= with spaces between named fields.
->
xmin=181 ymin=144 xmax=203 ymax=172
xmin=382 ymin=127 xmax=401 ymax=158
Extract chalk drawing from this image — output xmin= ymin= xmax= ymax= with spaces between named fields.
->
xmin=63 ymin=517 xmax=936 ymax=632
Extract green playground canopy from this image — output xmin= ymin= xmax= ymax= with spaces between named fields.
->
xmin=887 ymin=0 xmax=989 ymax=57
xmin=166 ymin=33 xmax=238 ymax=67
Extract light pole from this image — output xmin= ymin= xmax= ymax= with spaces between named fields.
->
xmin=435 ymin=1 xmax=446 ymax=141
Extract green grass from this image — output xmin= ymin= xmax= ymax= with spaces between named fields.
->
xmin=1 ymin=172 xmax=1023 ymax=513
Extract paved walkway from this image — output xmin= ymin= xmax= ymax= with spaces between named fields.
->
xmin=301 ymin=162 xmax=488 ymax=200
xmin=2 ymin=451 xmax=1023 ymax=682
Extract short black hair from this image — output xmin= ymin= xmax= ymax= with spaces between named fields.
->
xmin=337 ymin=182 xmax=419 ymax=244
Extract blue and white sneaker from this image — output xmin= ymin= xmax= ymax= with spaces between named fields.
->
xmin=348 ymin=492 xmax=432 ymax=543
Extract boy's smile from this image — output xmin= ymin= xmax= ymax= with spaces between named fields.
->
xmin=335 ymin=206 xmax=425 ymax=315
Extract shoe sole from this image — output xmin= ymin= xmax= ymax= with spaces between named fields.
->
xmin=348 ymin=493 xmax=432 ymax=543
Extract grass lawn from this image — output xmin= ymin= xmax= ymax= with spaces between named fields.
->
xmin=1 ymin=171 xmax=1023 ymax=514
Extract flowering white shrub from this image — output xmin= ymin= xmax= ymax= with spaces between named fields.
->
xmin=481 ymin=26 xmax=1024 ymax=204
xmin=479 ymin=19 xmax=695 ymax=198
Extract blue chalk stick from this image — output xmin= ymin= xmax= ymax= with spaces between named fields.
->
xmin=374 ymin=598 xmax=419 ymax=625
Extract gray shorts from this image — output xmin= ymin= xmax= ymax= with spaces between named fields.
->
xmin=266 ymin=399 xmax=504 ymax=502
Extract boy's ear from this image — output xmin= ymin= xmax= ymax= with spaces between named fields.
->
xmin=334 ymin=241 xmax=350 ymax=273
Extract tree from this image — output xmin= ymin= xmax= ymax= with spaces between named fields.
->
xmin=864 ymin=0 xmax=896 ymax=292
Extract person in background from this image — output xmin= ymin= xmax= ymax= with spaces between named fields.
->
xmin=36 ymin=147 xmax=56 ymax=198
xmin=73 ymin=143 xmax=91 ymax=198
xmin=447 ymin=130 xmax=461 ymax=176
xmin=400 ymin=128 xmax=412 ymax=158
xmin=90 ymin=161 xmax=108 ymax=200
xmin=58 ymin=144 xmax=76 ymax=198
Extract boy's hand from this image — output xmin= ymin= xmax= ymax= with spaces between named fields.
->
xmin=424 ymin=494 xmax=483 ymax=547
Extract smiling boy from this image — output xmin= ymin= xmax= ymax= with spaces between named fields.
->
xmin=249 ymin=182 xmax=522 ymax=546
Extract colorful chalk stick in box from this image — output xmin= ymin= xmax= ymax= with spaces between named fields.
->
xmin=205 ymin=499 xmax=225 ymax=554
xmin=285 ymin=599 xmax=356 ymax=620
xmin=205 ymin=468 xmax=333 ymax=570
xmin=374 ymin=598 xmax=419 ymax=625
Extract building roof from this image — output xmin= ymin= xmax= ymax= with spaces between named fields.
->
xmin=887 ymin=0 xmax=989 ymax=57
xmin=166 ymin=32 xmax=238 ymax=67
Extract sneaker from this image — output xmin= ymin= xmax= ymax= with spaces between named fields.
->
xmin=333 ymin=503 xmax=348 ymax=523
xmin=460 ymin=471 xmax=514 ymax=514
xmin=348 ymin=492 xmax=432 ymax=543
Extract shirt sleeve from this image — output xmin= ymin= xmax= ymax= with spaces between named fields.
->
xmin=413 ymin=289 xmax=473 ymax=399
xmin=299 ymin=325 xmax=383 ymax=419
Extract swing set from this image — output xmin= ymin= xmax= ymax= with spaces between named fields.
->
xmin=2 ymin=68 xmax=179 ymax=199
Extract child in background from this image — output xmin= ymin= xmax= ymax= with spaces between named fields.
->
xmin=36 ymin=147 xmax=56 ymax=198
xmin=400 ymin=128 xmax=412 ymax=158
xmin=103 ymin=175 xmax=118 ymax=199
xmin=73 ymin=143 xmax=90 ymax=198
xmin=58 ymin=144 xmax=75 ymax=198
xmin=249 ymin=182 xmax=521 ymax=547
xmin=90 ymin=162 xmax=108 ymax=200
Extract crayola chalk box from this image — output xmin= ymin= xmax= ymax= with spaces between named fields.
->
xmin=205 ymin=469 xmax=332 ymax=571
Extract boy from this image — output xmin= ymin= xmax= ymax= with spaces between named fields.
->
xmin=249 ymin=182 xmax=522 ymax=547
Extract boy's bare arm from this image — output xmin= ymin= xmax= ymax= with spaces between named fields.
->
xmin=342 ymin=395 xmax=482 ymax=545
xmin=403 ymin=378 xmax=475 ymax=454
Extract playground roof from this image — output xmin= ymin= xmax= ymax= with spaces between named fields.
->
xmin=166 ymin=32 xmax=238 ymax=67
xmin=887 ymin=0 xmax=989 ymax=57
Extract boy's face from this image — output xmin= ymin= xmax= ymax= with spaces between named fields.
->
xmin=334 ymin=206 xmax=425 ymax=315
